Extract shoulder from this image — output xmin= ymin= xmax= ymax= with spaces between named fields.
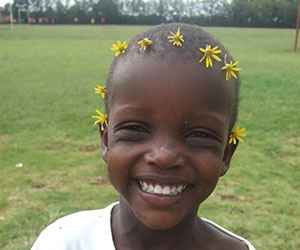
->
xmin=201 ymin=218 xmax=256 ymax=250
xmin=31 ymin=202 xmax=117 ymax=250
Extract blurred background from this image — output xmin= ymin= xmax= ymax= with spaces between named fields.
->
xmin=0 ymin=0 xmax=299 ymax=27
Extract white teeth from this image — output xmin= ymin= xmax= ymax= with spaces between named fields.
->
xmin=162 ymin=186 xmax=170 ymax=195
xmin=176 ymin=185 xmax=183 ymax=193
xmin=170 ymin=186 xmax=177 ymax=195
xmin=148 ymin=184 xmax=154 ymax=193
xmin=154 ymin=185 xmax=162 ymax=194
xmin=138 ymin=180 xmax=188 ymax=196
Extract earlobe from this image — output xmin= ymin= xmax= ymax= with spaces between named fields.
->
xmin=99 ymin=125 xmax=108 ymax=162
xmin=220 ymin=142 xmax=238 ymax=176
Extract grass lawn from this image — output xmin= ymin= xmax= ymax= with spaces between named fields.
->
xmin=0 ymin=24 xmax=300 ymax=250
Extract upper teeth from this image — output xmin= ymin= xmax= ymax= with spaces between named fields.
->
xmin=139 ymin=180 xmax=187 ymax=196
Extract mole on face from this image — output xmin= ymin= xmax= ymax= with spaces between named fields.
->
xmin=167 ymin=141 xmax=175 ymax=150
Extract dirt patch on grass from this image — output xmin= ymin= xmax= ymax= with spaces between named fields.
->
xmin=0 ymin=134 xmax=11 ymax=150
xmin=32 ymin=183 xmax=47 ymax=189
xmin=217 ymin=194 xmax=247 ymax=201
xmin=78 ymin=145 xmax=99 ymax=152
xmin=219 ymin=194 xmax=238 ymax=201
xmin=88 ymin=176 xmax=111 ymax=185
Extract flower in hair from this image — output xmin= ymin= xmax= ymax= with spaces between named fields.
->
xmin=92 ymin=109 xmax=108 ymax=131
xmin=199 ymin=44 xmax=222 ymax=68
xmin=229 ymin=125 xmax=246 ymax=145
xmin=137 ymin=37 xmax=152 ymax=51
xmin=167 ymin=29 xmax=184 ymax=47
xmin=221 ymin=57 xmax=241 ymax=81
xmin=111 ymin=40 xmax=127 ymax=56
xmin=94 ymin=84 xmax=106 ymax=98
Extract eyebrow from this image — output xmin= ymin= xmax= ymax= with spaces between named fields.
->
xmin=112 ymin=105 xmax=227 ymax=127
xmin=186 ymin=113 xmax=226 ymax=125
xmin=112 ymin=105 xmax=151 ymax=116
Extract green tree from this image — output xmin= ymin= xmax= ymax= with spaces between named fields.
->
xmin=93 ymin=0 xmax=119 ymax=24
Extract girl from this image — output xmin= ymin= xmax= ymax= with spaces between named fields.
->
xmin=32 ymin=23 xmax=254 ymax=250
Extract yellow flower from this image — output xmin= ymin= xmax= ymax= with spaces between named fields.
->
xmin=167 ymin=28 xmax=184 ymax=47
xmin=111 ymin=40 xmax=127 ymax=56
xmin=92 ymin=109 xmax=108 ymax=131
xmin=229 ymin=125 xmax=246 ymax=145
xmin=199 ymin=44 xmax=222 ymax=68
xmin=221 ymin=60 xmax=242 ymax=81
xmin=94 ymin=84 xmax=106 ymax=98
xmin=137 ymin=37 xmax=152 ymax=51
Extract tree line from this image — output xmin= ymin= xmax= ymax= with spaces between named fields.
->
xmin=2 ymin=0 xmax=299 ymax=28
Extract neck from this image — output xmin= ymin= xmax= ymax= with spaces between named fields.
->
xmin=112 ymin=197 xmax=205 ymax=250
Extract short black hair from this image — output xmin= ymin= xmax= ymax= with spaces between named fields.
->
xmin=105 ymin=23 xmax=240 ymax=130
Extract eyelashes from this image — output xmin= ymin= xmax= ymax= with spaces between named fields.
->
xmin=113 ymin=122 xmax=151 ymax=142
xmin=113 ymin=122 xmax=222 ymax=146
xmin=187 ymin=131 xmax=209 ymax=138
xmin=122 ymin=125 xmax=149 ymax=133
xmin=185 ymin=128 xmax=221 ymax=141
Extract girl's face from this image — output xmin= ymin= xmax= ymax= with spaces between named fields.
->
xmin=101 ymin=55 xmax=236 ymax=230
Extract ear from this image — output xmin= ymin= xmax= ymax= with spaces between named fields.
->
xmin=220 ymin=141 xmax=238 ymax=177
xmin=99 ymin=125 xmax=108 ymax=163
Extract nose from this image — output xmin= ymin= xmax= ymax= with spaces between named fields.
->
xmin=144 ymin=140 xmax=184 ymax=169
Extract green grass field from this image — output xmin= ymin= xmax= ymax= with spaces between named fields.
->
xmin=0 ymin=25 xmax=300 ymax=250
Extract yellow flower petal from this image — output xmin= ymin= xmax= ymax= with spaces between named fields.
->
xmin=111 ymin=40 xmax=127 ymax=56
xmin=226 ymin=72 xmax=230 ymax=81
xmin=233 ymin=137 xmax=237 ymax=145
xmin=199 ymin=55 xmax=206 ymax=63
xmin=211 ymin=54 xmax=221 ymax=62
xmin=94 ymin=84 xmax=106 ymax=98
xmin=232 ymin=67 xmax=241 ymax=72
xmin=92 ymin=110 xmax=108 ymax=131
xmin=168 ymin=28 xmax=184 ymax=47
xmin=232 ymin=61 xmax=239 ymax=67
xmin=231 ymin=71 xmax=238 ymax=79
xmin=228 ymin=125 xmax=246 ymax=144
xmin=199 ymin=44 xmax=222 ymax=68
xmin=221 ymin=60 xmax=242 ymax=81
xmin=206 ymin=57 xmax=210 ymax=68
xmin=137 ymin=37 xmax=152 ymax=51
xmin=237 ymin=136 xmax=244 ymax=143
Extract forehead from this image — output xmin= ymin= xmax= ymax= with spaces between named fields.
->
xmin=109 ymin=55 xmax=233 ymax=122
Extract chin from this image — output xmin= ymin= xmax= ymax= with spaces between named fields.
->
xmin=135 ymin=210 xmax=184 ymax=231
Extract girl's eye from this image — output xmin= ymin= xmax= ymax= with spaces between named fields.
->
xmin=190 ymin=131 xmax=208 ymax=138
xmin=122 ymin=125 xmax=148 ymax=133
xmin=185 ymin=129 xmax=221 ymax=148
xmin=187 ymin=130 xmax=211 ymax=139
xmin=114 ymin=122 xmax=150 ymax=142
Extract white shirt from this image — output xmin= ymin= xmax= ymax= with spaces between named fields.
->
xmin=31 ymin=202 xmax=255 ymax=250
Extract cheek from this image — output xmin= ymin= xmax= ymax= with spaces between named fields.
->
xmin=106 ymin=144 xmax=138 ymax=193
xmin=107 ymin=155 xmax=127 ymax=193
xmin=193 ymin=152 xmax=223 ymax=199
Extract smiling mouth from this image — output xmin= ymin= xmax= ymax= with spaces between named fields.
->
xmin=135 ymin=179 xmax=193 ymax=196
